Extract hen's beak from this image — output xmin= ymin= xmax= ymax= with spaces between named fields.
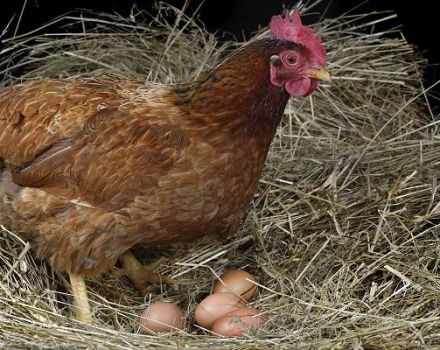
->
xmin=306 ymin=69 xmax=330 ymax=81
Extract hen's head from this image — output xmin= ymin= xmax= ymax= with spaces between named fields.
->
xmin=269 ymin=9 xmax=329 ymax=97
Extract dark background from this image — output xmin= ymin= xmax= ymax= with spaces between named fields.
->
xmin=0 ymin=0 xmax=439 ymax=93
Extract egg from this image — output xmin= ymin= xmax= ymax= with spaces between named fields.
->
xmin=139 ymin=302 xmax=186 ymax=335
xmin=194 ymin=292 xmax=245 ymax=329
xmin=211 ymin=307 xmax=268 ymax=337
xmin=212 ymin=269 xmax=257 ymax=301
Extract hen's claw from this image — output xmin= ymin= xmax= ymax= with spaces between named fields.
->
xmin=117 ymin=251 xmax=177 ymax=295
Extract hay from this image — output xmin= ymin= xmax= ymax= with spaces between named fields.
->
xmin=1 ymin=1 xmax=440 ymax=349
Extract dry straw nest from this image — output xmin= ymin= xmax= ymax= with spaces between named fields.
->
xmin=1 ymin=1 xmax=440 ymax=349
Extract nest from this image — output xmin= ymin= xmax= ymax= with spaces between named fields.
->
xmin=1 ymin=1 xmax=440 ymax=349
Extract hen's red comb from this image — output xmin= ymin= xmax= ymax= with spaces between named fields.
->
xmin=269 ymin=9 xmax=326 ymax=66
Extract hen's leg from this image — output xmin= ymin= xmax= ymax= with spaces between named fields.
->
xmin=69 ymin=273 xmax=92 ymax=324
xmin=117 ymin=251 xmax=176 ymax=295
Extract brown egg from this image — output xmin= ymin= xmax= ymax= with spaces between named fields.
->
xmin=194 ymin=292 xmax=245 ymax=329
xmin=211 ymin=307 xmax=268 ymax=337
xmin=139 ymin=302 xmax=186 ymax=335
xmin=212 ymin=269 xmax=257 ymax=301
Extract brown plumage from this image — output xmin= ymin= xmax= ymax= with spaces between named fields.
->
xmin=0 ymin=11 xmax=329 ymax=323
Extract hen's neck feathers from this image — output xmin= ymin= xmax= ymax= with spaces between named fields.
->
xmin=172 ymin=39 xmax=296 ymax=142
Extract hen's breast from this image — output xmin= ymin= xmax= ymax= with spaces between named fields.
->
xmin=125 ymin=137 xmax=265 ymax=246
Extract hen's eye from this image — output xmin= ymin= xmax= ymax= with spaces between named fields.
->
xmin=286 ymin=55 xmax=297 ymax=66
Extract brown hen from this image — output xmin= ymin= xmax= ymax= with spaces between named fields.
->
xmin=0 ymin=10 xmax=329 ymax=323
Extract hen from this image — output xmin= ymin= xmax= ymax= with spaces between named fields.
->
xmin=0 ymin=9 xmax=329 ymax=323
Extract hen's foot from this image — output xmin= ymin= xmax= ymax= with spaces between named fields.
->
xmin=69 ymin=273 xmax=92 ymax=324
xmin=116 ymin=251 xmax=177 ymax=295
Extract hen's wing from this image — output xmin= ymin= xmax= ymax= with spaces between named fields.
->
xmin=0 ymin=77 xmax=115 ymax=164
xmin=0 ymin=76 xmax=189 ymax=210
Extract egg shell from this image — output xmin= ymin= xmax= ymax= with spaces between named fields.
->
xmin=194 ymin=292 xmax=245 ymax=329
xmin=211 ymin=307 xmax=268 ymax=337
xmin=213 ymin=269 xmax=257 ymax=301
xmin=139 ymin=302 xmax=186 ymax=335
